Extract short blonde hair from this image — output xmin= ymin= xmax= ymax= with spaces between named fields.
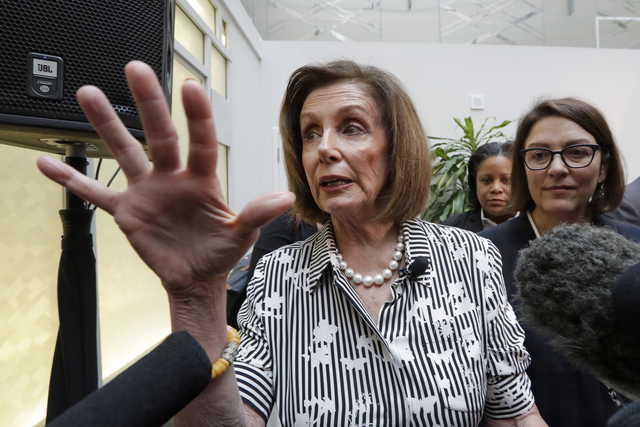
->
xmin=279 ymin=60 xmax=431 ymax=225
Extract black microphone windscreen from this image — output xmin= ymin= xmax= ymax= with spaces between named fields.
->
xmin=47 ymin=331 xmax=211 ymax=427
xmin=408 ymin=256 xmax=429 ymax=277
xmin=608 ymin=401 xmax=640 ymax=427
xmin=515 ymin=224 xmax=640 ymax=400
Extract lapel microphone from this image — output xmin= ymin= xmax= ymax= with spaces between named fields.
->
xmin=402 ymin=256 xmax=430 ymax=279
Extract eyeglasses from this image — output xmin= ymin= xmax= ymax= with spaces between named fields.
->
xmin=520 ymin=144 xmax=601 ymax=170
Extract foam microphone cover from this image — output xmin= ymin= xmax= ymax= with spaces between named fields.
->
xmin=514 ymin=224 xmax=640 ymax=400
xmin=47 ymin=331 xmax=212 ymax=427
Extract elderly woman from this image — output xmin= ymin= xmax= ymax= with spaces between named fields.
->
xmin=37 ymin=60 xmax=546 ymax=426
xmin=481 ymin=98 xmax=640 ymax=427
xmin=444 ymin=141 xmax=514 ymax=232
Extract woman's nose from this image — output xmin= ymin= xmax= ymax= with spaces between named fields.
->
xmin=490 ymin=183 xmax=503 ymax=193
xmin=318 ymin=131 xmax=341 ymax=162
xmin=547 ymin=153 xmax=569 ymax=175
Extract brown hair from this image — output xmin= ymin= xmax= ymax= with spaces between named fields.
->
xmin=511 ymin=97 xmax=625 ymax=215
xmin=280 ymin=60 xmax=431 ymax=224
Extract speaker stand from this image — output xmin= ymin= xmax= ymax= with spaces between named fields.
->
xmin=46 ymin=142 xmax=100 ymax=422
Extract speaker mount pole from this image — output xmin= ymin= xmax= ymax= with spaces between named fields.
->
xmin=46 ymin=142 xmax=99 ymax=423
xmin=64 ymin=142 xmax=89 ymax=209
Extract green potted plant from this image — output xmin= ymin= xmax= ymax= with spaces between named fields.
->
xmin=423 ymin=116 xmax=512 ymax=223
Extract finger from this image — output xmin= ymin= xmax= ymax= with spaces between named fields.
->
xmin=125 ymin=61 xmax=180 ymax=171
xmin=233 ymin=192 xmax=295 ymax=236
xmin=76 ymin=86 xmax=150 ymax=182
xmin=183 ymin=80 xmax=219 ymax=177
xmin=37 ymin=157 xmax=118 ymax=214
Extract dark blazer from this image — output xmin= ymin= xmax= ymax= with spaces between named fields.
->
xmin=442 ymin=210 xmax=483 ymax=232
xmin=480 ymin=214 xmax=640 ymax=427
xmin=604 ymin=177 xmax=640 ymax=227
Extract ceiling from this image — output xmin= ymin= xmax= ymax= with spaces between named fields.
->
xmin=240 ymin=0 xmax=640 ymax=48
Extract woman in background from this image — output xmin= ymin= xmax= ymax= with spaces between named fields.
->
xmin=444 ymin=141 xmax=514 ymax=232
xmin=481 ymin=97 xmax=640 ymax=427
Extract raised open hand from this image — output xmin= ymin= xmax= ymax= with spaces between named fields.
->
xmin=37 ymin=61 xmax=293 ymax=297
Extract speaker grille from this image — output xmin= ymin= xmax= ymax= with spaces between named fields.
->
xmin=1 ymin=1 xmax=173 ymax=130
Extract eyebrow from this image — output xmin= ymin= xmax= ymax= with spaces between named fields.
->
xmin=299 ymin=104 xmax=375 ymax=123
xmin=526 ymin=138 xmax=594 ymax=148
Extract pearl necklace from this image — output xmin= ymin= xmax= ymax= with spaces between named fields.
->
xmin=336 ymin=234 xmax=405 ymax=287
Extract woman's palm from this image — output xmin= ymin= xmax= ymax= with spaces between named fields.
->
xmin=37 ymin=61 xmax=292 ymax=296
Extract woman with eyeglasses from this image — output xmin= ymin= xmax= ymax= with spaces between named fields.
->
xmin=481 ymin=97 xmax=640 ymax=427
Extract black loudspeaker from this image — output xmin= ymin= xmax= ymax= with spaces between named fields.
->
xmin=0 ymin=1 xmax=175 ymax=158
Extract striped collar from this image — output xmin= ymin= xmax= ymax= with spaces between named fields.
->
xmin=304 ymin=218 xmax=433 ymax=290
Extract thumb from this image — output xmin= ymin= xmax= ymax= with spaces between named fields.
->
xmin=233 ymin=192 xmax=295 ymax=235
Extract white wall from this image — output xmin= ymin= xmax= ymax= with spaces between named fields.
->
xmin=220 ymin=1 xmax=270 ymax=212
xmin=258 ymin=41 xmax=640 ymax=185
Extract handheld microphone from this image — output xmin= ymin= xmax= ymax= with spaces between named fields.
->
xmin=47 ymin=331 xmax=211 ymax=427
xmin=514 ymin=224 xmax=640 ymax=400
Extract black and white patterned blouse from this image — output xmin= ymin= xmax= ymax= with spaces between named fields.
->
xmin=235 ymin=218 xmax=534 ymax=426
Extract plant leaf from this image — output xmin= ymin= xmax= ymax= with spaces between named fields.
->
xmin=422 ymin=115 xmax=513 ymax=222
xmin=483 ymin=120 xmax=512 ymax=136
xmin=463 ymin=117 xmax=475 ymax=142
xmin=453 ymin=117 xmax=466 ymax=131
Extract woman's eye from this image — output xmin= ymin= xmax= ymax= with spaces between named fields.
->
xmin=343 ymin=123 xmax=364 ymax=135
xmin=302 ymin=129 xmax=320 ymax=141
xmin=565 ymin=147 xmax=588 ymax=158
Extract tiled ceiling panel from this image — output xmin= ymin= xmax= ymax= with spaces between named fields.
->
xmin=241 ymin=0 xmax=640 ymax=48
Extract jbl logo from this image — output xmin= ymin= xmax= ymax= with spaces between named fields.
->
xmin=32 ymin=58 xmax=57 ymax=77
xmin=29 ymin=54 xmax=62 ymax=99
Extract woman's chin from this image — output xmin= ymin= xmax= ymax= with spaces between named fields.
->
xmin=322 ymin=201 xmax=370 ymax=221
xmin=484 ymin=208 xmax=512 ymax=220
xmin=536 ymin=201 xmax=589 ymax=221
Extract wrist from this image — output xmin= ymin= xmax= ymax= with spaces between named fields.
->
xmin=164 ymin=273 xmax=228 ymax=299
xmin=168 ymin=281 xmax=228 ymax=360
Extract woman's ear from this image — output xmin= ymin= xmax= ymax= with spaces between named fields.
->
xmin=598 ymin=159 xmax=608 ymax=184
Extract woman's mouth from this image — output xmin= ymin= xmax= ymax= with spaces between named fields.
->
xmin=546 ymin=185 xmax=576 ymax=191
xmin=320 ymin=176 xmax=353 ymax=188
